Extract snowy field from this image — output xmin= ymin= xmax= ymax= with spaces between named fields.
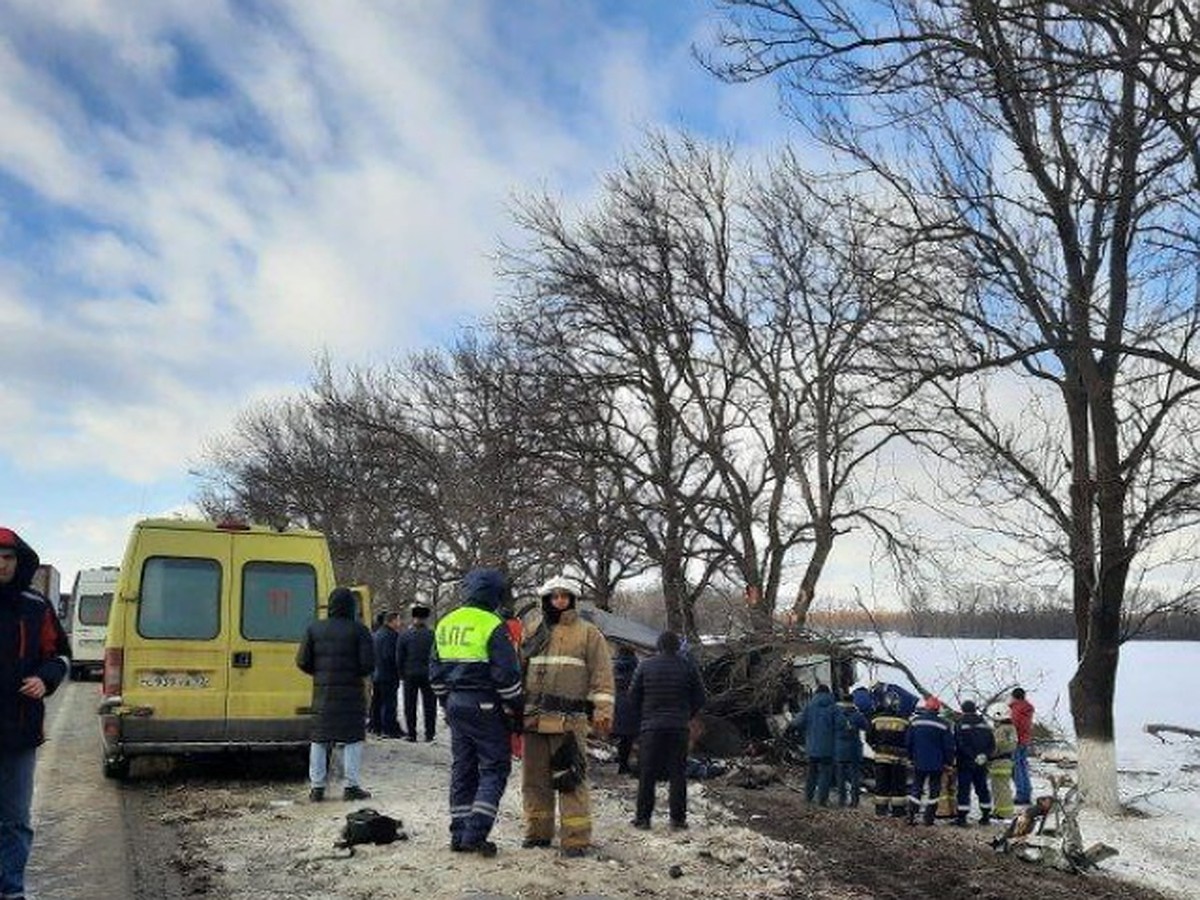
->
xmin=860 ymin=636 xmax=1200 ymax=898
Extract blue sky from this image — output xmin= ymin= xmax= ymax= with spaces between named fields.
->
xmin=1 ymin=0 xmax=798 ymax=589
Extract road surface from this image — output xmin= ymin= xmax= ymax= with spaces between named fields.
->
xmin=27 ymin=679 xmax=185 ymax=900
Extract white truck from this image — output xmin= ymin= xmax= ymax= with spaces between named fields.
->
xmin=69 ymin=566 xmax=119 ymax=680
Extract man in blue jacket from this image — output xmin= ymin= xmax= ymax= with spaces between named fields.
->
xmin=906 ymin=697 xmax=956 ymax=825
xmin=430 ymin=569 xmax=523 ymax=857
xmin=833 ymin=692 xmax=869 ymax=808
xmin=796 ymin=684 xmax=837 ymax=806
xmin=1 ymin=527 xmax=71 ymax=900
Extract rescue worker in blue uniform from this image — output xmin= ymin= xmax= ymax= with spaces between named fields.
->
xmin=430 ymin=568 xmax=524 ymax=857
xmin=906 ymin=697 xmax=956 ymax=826
xmin=953 ymin=699 xmax=995 ymax=826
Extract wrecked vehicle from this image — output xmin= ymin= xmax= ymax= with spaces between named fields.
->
xmin=991 ymin=777 xmax=1119 ymax=873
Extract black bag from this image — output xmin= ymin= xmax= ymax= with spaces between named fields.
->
xmin=335 ymin=808 xmax=406 ymax=855
xmin=550 ymin=736 xmax=586 ymax=792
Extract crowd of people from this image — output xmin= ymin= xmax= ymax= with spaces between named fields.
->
xmin=301 ymin=567 xmax=708 ymax=859
xmin=790 ymin=680 xmax=1037 ymax=827
xmin=300 ymin=574 xmax=1046 ymax=866
xmin=297 ymin=566 xmax=1039 ymax=860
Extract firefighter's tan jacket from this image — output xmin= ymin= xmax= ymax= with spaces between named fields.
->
xmin=522 ymin=608 xmax=614 ymax=734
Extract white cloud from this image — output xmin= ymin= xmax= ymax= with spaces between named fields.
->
xmin=1 ymin=1 xmax=808 ymax=575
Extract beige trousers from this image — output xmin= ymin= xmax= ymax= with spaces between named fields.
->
xmin=522 ymin=726 xmax=592 ymax=849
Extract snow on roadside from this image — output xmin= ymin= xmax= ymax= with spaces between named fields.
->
xmin=1029 ymin=745 xmax=1199 ymax=900
xmin=181 ymin=736 xmax=814 ymax=900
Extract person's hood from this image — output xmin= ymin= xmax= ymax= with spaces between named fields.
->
xmin=809 ymin=691 xmax=835 ymax=709
xmin=328 ymin=587 xmax=356 ymax=619
xmin=0 ymin=526 xmax=39 ymax=595
xmin=462 ymin=568 xmax=511 ymax=612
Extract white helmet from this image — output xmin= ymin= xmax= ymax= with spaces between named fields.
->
xmin=537 ymin=574 xmax=579 ymax=600
xmin=987 ymin=704 xmax=1010 ymax=723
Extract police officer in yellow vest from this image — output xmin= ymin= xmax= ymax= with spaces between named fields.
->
xmin=430 ymin=569 xmax=523 ymax=857
xmin=520 ymin=575 xmax=614 ymax=858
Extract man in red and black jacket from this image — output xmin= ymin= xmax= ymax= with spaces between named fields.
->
xmin=1 ymin=526 xmax=71 ymax=900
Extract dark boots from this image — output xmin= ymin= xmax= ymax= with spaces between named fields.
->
xmin=980 ymin=810 xmax=992 ymax=826
xmin=951 ymin=812 xmax=969 ymax=827
xmin=922 ymin=804 xmax=937 ymax=826
xmin=875 ymin=803 xmax=889 ymax=816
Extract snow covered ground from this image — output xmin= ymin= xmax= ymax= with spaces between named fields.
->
xmin=861 ymin=636 xmax=1200 ymax=899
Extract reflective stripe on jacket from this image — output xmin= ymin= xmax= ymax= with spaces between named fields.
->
xmin=523 ymin=609 xmax=614 ymax=733
xmin=867 ymin=713 xmax=909 ymax=764
xmin=430 ymin=605 xmax=522 ymax=703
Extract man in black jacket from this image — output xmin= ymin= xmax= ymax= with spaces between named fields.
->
xmin=297 ymin=587 xmax=374 ymax=802
xmin=629 ymin=631 xmax=706 ymax=830
xmin=371 ymin=612 xmax=403 ymax=738
xmin=1 ymin=527 xmax=71 ymax=900
xmin=396 ymin=603 xmax=437 ymax=742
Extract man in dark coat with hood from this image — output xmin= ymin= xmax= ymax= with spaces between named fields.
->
xmin=795 ymin=684 xmax=837 ymax=806
xmin=297 ymin=587 xmax=374 ymax=802
xmin=430 ymin=569 xmax=523 ymax=857
xmin=1 ymin=527 xmax=71 ymax=900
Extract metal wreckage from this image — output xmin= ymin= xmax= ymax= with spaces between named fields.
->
xmin=990 ymin=775 xmax=1119 ymax=874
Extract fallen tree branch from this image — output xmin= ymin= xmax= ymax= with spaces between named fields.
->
xmin=1145 ymin=723 xmax=1200 ymax=741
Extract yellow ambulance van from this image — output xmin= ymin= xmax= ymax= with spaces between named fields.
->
xmin=98 ymin=518 xmax=368 ymax=778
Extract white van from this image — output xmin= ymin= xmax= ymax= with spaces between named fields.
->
xmin=70 ymin=566 xmax=119 ymax=680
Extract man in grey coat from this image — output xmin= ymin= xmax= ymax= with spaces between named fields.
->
xmin=297 ymin=587 xmax=374 ymax=801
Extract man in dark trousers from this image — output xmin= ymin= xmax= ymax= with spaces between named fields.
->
xmin=906 ymin=697 xmax=955 ymax=825
xmin=611 ymin=645 xmax=639 ymax=775
xmin=629 ymin=630 xmax=706 ymax=831
xmin=796 ymin=684 xmax=838 ymax=806
xmin=866 ymin=691 xmax=910 ymax=817
xmin=430 ymin=569 xmax=523 ymax=857
xmin=1 ymin=527 xmax=71 ymax=900
xmin=953 ymin=699 xmax=996 ymax=826
xmin=396 ymin=603 xmax=437 ymax=742
xmin=297 ymin=587 xmax=375 ymax=802
xmin=371 ymin=611 xmax=403 ymax=738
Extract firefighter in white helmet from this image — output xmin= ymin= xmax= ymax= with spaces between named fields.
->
xmin=519 ymin=574 xmax=614 ymax=857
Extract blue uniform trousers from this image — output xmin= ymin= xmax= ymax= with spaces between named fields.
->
xmin=446 ymin=695 xmax=512 ymax=847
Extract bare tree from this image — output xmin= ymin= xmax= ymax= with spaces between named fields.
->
xmin=504 ymin=139 xmax=737 ymax=637
xmin=740 ymin=151 xmax=915 ymax=622
xmin=708 ymin=0 xmax=1200 ymax=811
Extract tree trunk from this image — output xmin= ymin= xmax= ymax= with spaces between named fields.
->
xmin=661 ymin=542 xmax=689 ymax=637
xmin=1069 ymin=385 xmax=1128 ymax=814
xmin=791 ymin=522 xmax=834 ymax=627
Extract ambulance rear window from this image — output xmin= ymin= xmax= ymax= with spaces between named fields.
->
xmin=138 ymin=558 xmax=221 ymax=639
xmin=78 ymin=593 xmax=113 ymax=626
xmin=241 ymin=562 xmax=317 ymax=641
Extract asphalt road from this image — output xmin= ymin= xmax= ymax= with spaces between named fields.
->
xmin=27 ymin=678 xmax=184 ymax=900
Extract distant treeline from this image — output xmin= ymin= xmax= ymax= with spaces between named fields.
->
xmin=808 ymin=607 xmax=1200 ymax=641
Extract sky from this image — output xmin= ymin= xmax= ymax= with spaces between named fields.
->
xmin=1 ymin=0 xmax=799 ymax=592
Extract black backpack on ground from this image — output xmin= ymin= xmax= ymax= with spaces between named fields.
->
xmin=335 ymin=808 xmax=406 ymax=856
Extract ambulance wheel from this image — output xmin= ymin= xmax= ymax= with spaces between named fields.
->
xmin=103 ymin=756 xmax=131 ymax=780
